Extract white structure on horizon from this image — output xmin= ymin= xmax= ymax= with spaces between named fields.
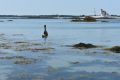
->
xmin=101 ymin=9 xmax=110 ymax=17
xmin=92 ymin=9 xmax=120 ymax=19
xmin=92 ymin=9 xmax=112 ymax=18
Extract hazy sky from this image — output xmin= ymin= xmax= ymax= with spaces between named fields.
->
xmin=0 ymin=0 xmax=119 ymax=15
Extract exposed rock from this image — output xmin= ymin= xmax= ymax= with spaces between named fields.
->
xmin=72 ymin=43 xmax=97 ymax=49
xmin=70 ymin=61 xmax=80 ymax=64
xmin=83 ymin=16 xmax=96 ymax=22
xmin=105 ymin=46 xmax=120 ymax=53
xmin=71 ymin=16 xmax=97 ymax=22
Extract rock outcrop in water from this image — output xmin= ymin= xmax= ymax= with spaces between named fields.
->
xmin=83 ymin=16 xmax=96 ymax=22
xmin=72 ymin=43 xmax=97 ymax=49
xmin=105 ymin=46 xmax=120 ymax=53
xmin=71 ymin=16 xmax=96 ymax=22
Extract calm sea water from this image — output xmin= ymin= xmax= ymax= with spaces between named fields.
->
xmin=0 ymin=19 xmax=120 ymax=80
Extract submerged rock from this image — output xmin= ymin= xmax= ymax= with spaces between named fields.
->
xmin=12 ymin=34 xmax=24 ymax=36
xmin=0 ymin=20 xmax=4 ymax=22
xmin=72 ymin=43 xmax=97 ymax=49
xmin=0 ymin=33 xmax=5 ymax=36
xmin=14 ymin=41 xmax=29 ymax=44
xmin=0 ymin=56 xmax=14 ymax=59
xmin=7 ymin=20 xmax=13 ymax=21
xmin=0 ymin=56 xmax=37 ymax=64
xmin=29 ymin=47 xmax=55 ymax=52
xmin=101 ymin=20 xmax=109 ymax=23
xmin=14 ymin=58 xmax=35 ymax=64
xmin=0 ymin=43 xmax=12 ymax=49
xmin=105 ymin=46 xmax=120 ymax=53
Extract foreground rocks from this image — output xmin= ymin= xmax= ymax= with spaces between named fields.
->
xmin=72 ymin=43 xmax=98 ymax=49
xmin=105 ymin=46 xmax=120 ymax=53
xmin=0 ymin=33 xmax=55 ymax=52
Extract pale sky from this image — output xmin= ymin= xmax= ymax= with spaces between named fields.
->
xmin=0 ymin=0 xmax=119 ymax=15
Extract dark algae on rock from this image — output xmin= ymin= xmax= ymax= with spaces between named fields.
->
xmin=72 ymin=43 xmax=97 ymax=49
xmin=105 ymin=46 xmax=120 ymax=53
xmin=83 ymin=16 xmax=96 ymax=22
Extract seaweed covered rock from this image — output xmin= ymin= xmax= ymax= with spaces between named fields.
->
xmin=0 ymin=56 xmax=37 ymax=65
xmin=83 ymin=16 xmax=96 ymax=22
xmin=72 ymin=43 xmax=97 ymax=49
xmin=105 ymin=46 xmax=120 ymax=53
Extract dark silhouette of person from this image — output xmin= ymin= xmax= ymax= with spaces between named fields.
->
xmin=42 ymin=25 xmax=48 ymax=38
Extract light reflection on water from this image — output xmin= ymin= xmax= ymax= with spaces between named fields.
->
xmin=0 ymin=19 xmax=120 ymax=80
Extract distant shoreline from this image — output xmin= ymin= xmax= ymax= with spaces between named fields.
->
xmin=0 ymin=15 xmax=75 ymax=19
xmin=0 ymin=15 xmax=120 ymax=19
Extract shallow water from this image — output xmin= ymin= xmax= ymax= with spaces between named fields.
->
xmin=0 ymin=19 xmax=120 ymax=80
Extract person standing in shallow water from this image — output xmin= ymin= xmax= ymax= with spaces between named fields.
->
xmin=42 ymin=25 xmax=48 ymax=39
